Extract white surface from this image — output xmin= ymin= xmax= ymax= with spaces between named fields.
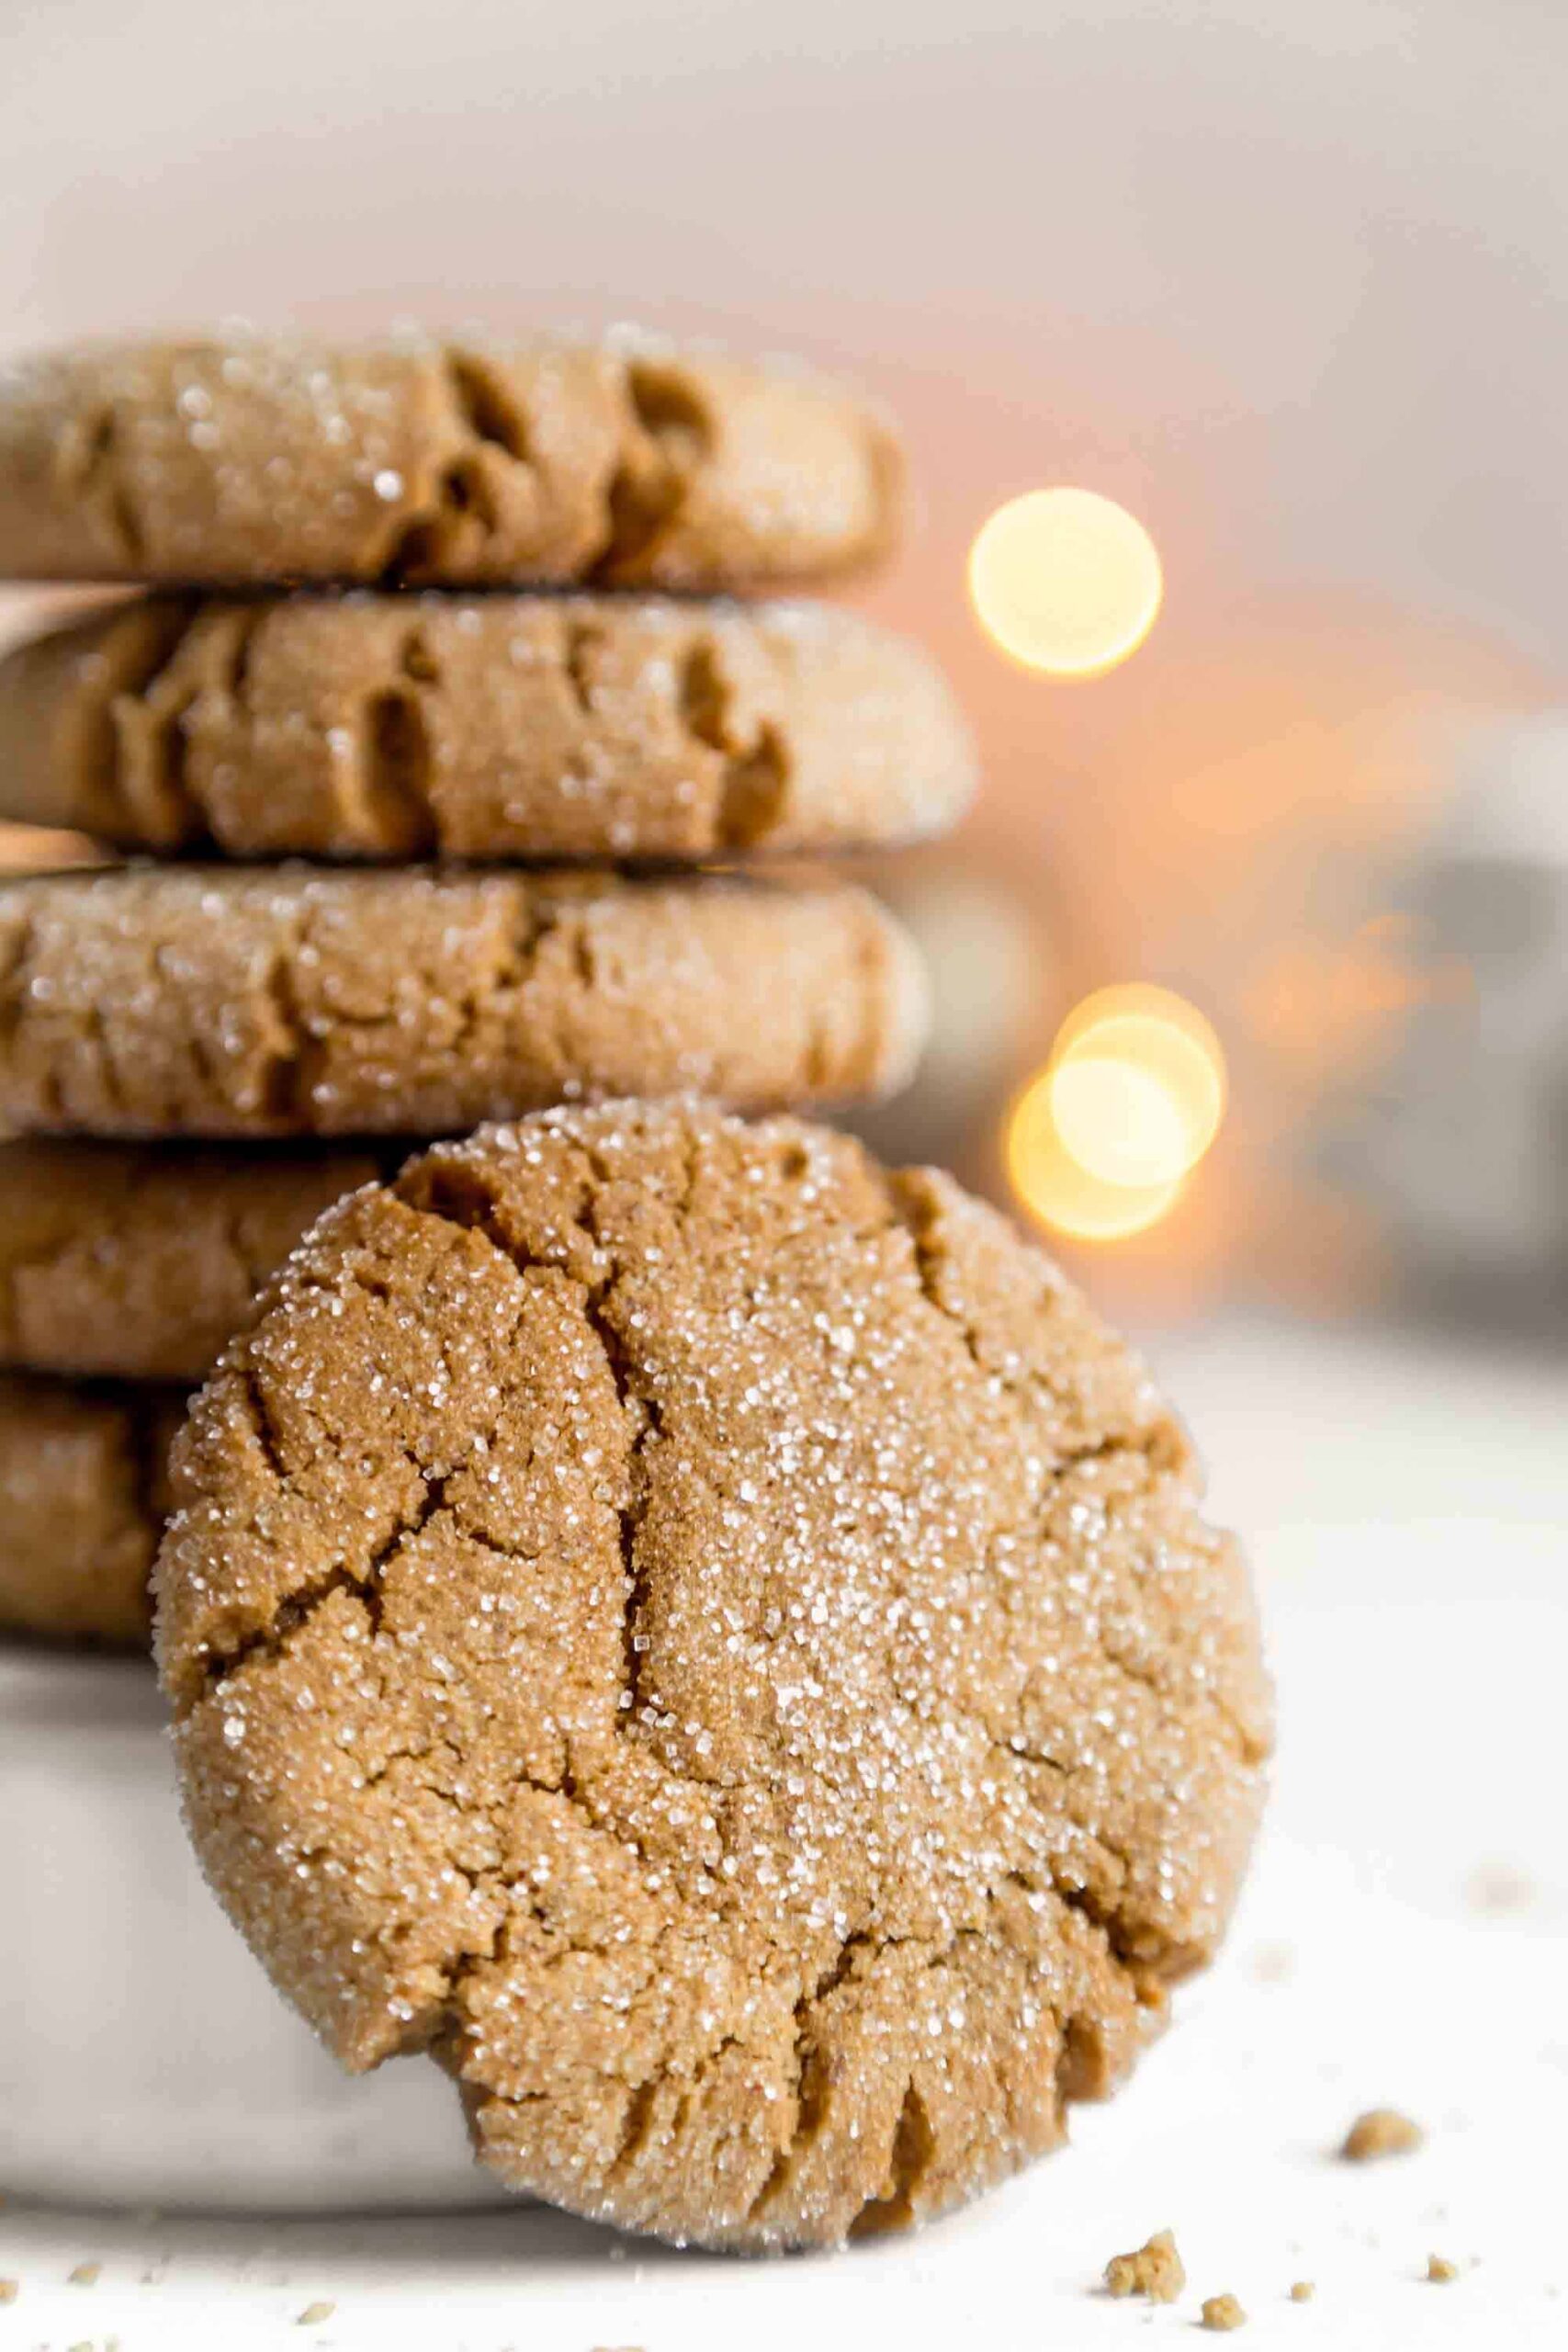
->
xmin=0 ymin=1653 xmax=501 ymax=2210
xmin=2 ymin=1311 xmax=1564 ymax=2346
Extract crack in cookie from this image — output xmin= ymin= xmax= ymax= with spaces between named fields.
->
xmin=0 ymin=867 xmax=926 ymax=1136
xmin=0 ymin=333 xmax=902 ymax=590
xmin=156 ymin=1100 xmax=1270 ymax=2250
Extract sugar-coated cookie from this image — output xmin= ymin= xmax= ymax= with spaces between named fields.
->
xmin=0 ymin=1372 xmax=181 ymax=1645
xmin=0 ymin=1140 xmax=382 ymax=1379
xmin=0 ymin=334 xmax=900 ymax=589
xmin=0 ymin=867 xmax=926 ymax=1136
xmin=158 ymin=1100 xmax=1270 ymax=2250
xmin=0 ymin=593 xmax=972 ymax=862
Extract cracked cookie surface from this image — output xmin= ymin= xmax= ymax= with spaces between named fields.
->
xmin=0 ymin=1140 xmax=382 ymax=1378
xmin=0 ymin=1371 xmax=180 ymax=1643
xmin=156 ymin=1100 xmax=1270 ymax=2250
xmin=0 ymin=866 xmax=925 ymax=1137
xmin=0 ymin=593 xmax=974 ymax=862
xmin=0 ymin=334 xmax=900 ymax=589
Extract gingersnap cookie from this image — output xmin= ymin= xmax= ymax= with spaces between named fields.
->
xmin=157 ymin=1100 xmax=1271 ymax=2251
xmin=0 ymin=334 xmax=900 ymax=590
xmin=0 ymin=1141 xmax=382 ymax=1380
xmin=0 ymin=593 xmax=974 ymax=862
xmin=0 ymin=866 xmax=925 ymax=1137
xmin=0 ymin=1372 xmax=180 ymax=1644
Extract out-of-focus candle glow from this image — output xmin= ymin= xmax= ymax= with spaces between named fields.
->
xmin=968 ymin=488 xmax=1163 ymax=676
xmin=1006 ymin=1067 xmax=1183 ymax=1240
xmin=1048 ymin=1053 xmax=1196 ymax=1190
xmin=1006 ymin=984 xmax=1226 ymax=1241
xmin=1049 ymin=990 xmax=1226 ymax=1187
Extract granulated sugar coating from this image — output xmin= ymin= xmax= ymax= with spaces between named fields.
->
xmin=0 ymin=867 xmax=925 ymax=1137
xmin=0 ymin=592 xmax=974 ymax=862
xmin=0 ymin=332 xmax=901 ymax=590
xmin=156 ymin=1101 xmax=1270 ymax=2250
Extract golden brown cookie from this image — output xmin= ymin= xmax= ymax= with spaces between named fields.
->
xmin=0 ymin=334 xmax=900 ymax=590
xmin=0 ymin=1371 xmax=180 ymax=1644
xmin=0 ymin=593 xmax=974 ymax=862
xmin=0 ymin=1140 xmax=381 ymax=1379
xmin=157 ymin=1100 xmax=1271 ymax=2251
xmin=0 ymin=866 xmax=925 ymax=1137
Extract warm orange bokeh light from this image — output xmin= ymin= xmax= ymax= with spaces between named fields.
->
xmin=1006 ymin=985 xmax=1225 ymax=1241
xmin=1048 ymin=1053 xmax=1196 ymax=1191
xmin=967 ymin=488 xmax=1163 ymax=676
xmin=1049 ymin=981 xmax=1222 ymax=1068
xmin=1049 ymin=991 xmax=1226 ymax=1188
xmin=1006 ymin=1067 xmax=1185 ymax=1242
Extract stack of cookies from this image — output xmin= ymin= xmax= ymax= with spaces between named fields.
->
xmin=0 ymin=330 xmax=975 ymax=1647
xmin=0 ymin=333 xmax=1272 ymax=2254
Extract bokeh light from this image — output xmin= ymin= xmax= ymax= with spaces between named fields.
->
xmin=1049 ymin=989 xmax=1226 ymax=1187
xmin=968 ymin=487 xmax=1163 ymax=676
xmin=1048 ymin=1054 xmax=1196 ymax=1191
xmin=1006 ymin=1066 xmax=1184 ymax=1241
xmin=1049 ymin=981 xmax=1223 ymax=1069
xmin=1005 ymin=985 xmax=1226 ymax=1241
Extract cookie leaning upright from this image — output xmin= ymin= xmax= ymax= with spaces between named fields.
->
xmin=0 ymin=334 xmax=901 ymax=588
xmin=155 ymin=1101 xmax=1271 ymax=2251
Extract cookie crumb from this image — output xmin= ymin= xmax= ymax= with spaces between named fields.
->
xmin=68 ymin=2261 xmax=102 ymax=2285
xmin=1201 ymin=2294 xmax=1247 ymax=2330
xmin=1104 ymin=2229 xmax=1185 ymax=2302
xmin=296 ymin=2303 xmax=336 ymax=2326
xmin=0 ymin=2278 xmax=17 ymax=2302
xmin=1340 ymin=2107 xmax=1423 ymax=2160
xmin=1427 ymin=2255 xmax=1458 ymax=2283
xmin=1289 ymin=2279 xmax=1314 ymax=2301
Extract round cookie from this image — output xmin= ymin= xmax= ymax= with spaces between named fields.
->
xmin=0 ymin=866 xmax=925 ymax=1137
xmin=0 ymin=334 xmax=900 ymax=590
xmin=0 ymin=1372 xmax=180 ymax=1645
xmin=156 ymin=1100 xmax=1271 ymax=2251
xmin=0 ymin=1141 xmax=382 ymax=1380
xmin=0 ymin=594 xmax=975 ymax=862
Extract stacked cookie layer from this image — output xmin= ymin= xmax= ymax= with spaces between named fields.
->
xmin=0 ymin=331 xmax=973 ymax=1644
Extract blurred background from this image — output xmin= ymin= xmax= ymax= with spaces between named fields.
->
xmin=5 ymin=0 xmax=1567 ymax=1330
xmin=5 ymin=12 xmax=1568 ymax=2333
